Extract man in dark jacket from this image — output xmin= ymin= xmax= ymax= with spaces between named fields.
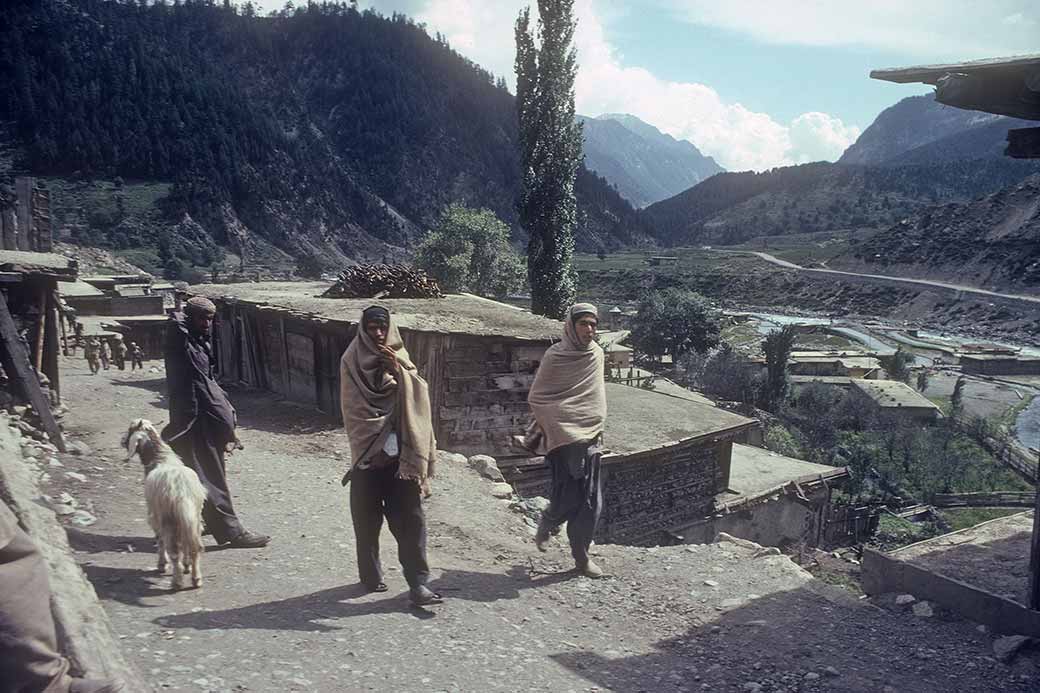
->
xmin=162 ymin=296 xmax=269 ymax=548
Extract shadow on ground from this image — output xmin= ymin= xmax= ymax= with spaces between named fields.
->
xmin=549 ymin=582 xmax=1039 ymax=693
xmin=152 ymin=565 xmax=578 ymax=633
xmin=82 ymin=563 xmax=175 ymax=606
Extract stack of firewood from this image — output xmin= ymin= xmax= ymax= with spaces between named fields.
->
xmin=322 ymin=264 xmax=443 ymax=299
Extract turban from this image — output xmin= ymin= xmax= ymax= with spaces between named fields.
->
xmin=185 ymin=296 xmax=217 ymax=316
xmin=361 ymin=305 xmax=390 ymax=326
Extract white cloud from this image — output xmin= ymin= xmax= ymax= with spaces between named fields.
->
xmin=788 ymin=113 xmax=862 ymax=164
xmin=658 ymin=1 xmax=1040 ymax=59
xmin=572 ymin=0 xmax=859 ymax=169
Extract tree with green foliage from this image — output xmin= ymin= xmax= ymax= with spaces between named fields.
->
xmin=515 ymin=0 xmax=582 ymax=318
xmin=950 ymin=376 xmax=967 ymax=419
xmin=413 ymin=205 xmax=526 ymax=297
xmin=881 ymin=347 xmax=914 ymax=383
xmin=762 ymin=325 xmax=797 ymax=410
xmin=630 ymin=288 xmax=720 ymax=363
xmin=689 ymin=344 xmax=761 ymax=404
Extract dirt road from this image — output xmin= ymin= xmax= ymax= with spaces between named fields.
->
xmin=713 ymin=249 xmax=1040 ymax=306
xmin=45 ymin=356 xmax=1039 ymax=692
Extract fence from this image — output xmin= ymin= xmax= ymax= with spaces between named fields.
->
xmin=932 ymin=492 xmax=1036 ymax=508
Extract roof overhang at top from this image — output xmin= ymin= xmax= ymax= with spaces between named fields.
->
xmin=0 ymin=250 xmax=78 ymax=282
xmin=871 ymin=53 xmax=1040 ymax=122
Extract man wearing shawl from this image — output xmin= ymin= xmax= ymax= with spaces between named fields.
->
xmin=525 ymin=303 xmax=607 ymax=578
xmin=162 ymin=296 xmax=270 ymax=549
xmin=340 ymin=306 xmax=442 ymax=606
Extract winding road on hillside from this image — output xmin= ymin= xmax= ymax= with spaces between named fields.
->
xmin=713 ymin=249 xmax=1040 ymax=307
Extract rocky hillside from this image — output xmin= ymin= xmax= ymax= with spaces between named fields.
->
xmin=638 ymin=159 xmax=1040 ymax=247
xmin=839 ymin=94 xmax=1033 ymax=165
xmin=841 ymin=174 xmax=1040 ymax=293
xmin=0 ymin=1 xmax=648 ymax=279
xmin=580 ymin=114 xmax=723 ymax=208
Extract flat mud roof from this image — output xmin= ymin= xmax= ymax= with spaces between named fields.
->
xmin=188 ymin=281 xmax=562 ymax=341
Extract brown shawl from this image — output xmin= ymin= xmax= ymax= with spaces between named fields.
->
xmin=339 ymin=313 xmax=436 ymax=489
xmin=524 ymin=305 xmax=607 ymax=455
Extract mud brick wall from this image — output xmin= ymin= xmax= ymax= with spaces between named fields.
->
xmin=438 ymin=339 xmax=547 ymax=456
xmin=598 ymin=437 xmax=728 ymax=546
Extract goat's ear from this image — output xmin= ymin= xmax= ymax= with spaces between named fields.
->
xmin=126 ymin=433 xmax=148 ymax=462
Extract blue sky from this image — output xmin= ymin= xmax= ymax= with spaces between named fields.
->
xmin=254 ymin=1 xmax=1039 ymax=170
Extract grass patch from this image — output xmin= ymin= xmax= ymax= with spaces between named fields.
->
xmin=870 ymin=514 xmax=943 ymax=551
xmin=939 ymin=507 xmax=1023 ymax=532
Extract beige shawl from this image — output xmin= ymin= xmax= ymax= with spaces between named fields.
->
xmin=339 ymin=314 xmax=436 ymax=490
xmin=524 ymin=306 xmax=606 ymax=455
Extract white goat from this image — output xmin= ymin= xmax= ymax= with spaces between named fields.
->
xmin=122 ymin=419 xmax=207 ymax=590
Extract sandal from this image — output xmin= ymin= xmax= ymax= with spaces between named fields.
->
xmin=409 ymin=585 xmax=444 ymax=606
xmin=365 ymin=582 xmax=389 ymax=593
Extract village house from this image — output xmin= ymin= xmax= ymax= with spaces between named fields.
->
xmin=66 ymin=275 xmax=164 ymax=317
xmin=850 ymin=378 xmax=942 ymax=424
xmin=959 ymin=354 xmax=1040 ymax=376
xmin=188 ymin=282 xmax=562 ymax=456
xmin=0 ymin=250 xmax=78 ymax=450
xmin=752 ymin=350 xmax=882 ymax=379
xmin=503 ymin=382 xmax=849 ymax=549
xmin=677 ymin=443 xmax=852 ymax=549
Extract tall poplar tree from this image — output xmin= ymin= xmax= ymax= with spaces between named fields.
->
xmin=515 ymin=0 xmax=583 ymax=318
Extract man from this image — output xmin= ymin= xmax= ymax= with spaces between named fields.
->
xmin=525 ymin=303 xmax=607 ymax=578
xmin=98 ymin=339 xmax=111 ymax=371
xmin=162 ymin=296 xmax=269 ymax=549
xmin=84 ymin=338 xmax=100 ymax=375
xmin=129 ymin=342 xmax=144 ymax=371
xmin=0 ymin=501 xmax=123 ymax=692
xmin=340 ymin=306 xmax=441 ymax=606
xmin=112 ymin=336 xmax=127 ymax=370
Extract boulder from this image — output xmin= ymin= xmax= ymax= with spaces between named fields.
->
xmin=67 ymin=441 xmax=92 ymax=457
xmin=468 ymin=454 xmax=505 ymax=482
xmin=993 ymin=635 xmax=1032 ymax=663
xmin=911 ymin=601 xmax=933 ymax=618
xmin=436 ymin=450 xmax=468 ymax=466
xmin=489 ymin=482 xmax=514 ymax=499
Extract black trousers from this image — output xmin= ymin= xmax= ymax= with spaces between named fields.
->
xmin=540 ymin=440 xmax=603 ymax=565
xmin=349 ymin=461 xmax=430 ymax=589
xmin=168 ymin=418 xmax=244 ymax=544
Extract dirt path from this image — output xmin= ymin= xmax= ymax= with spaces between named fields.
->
xmin=45 ymin=356 xmax=1040 ymax=692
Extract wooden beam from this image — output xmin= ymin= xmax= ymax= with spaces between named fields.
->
xmin=44 ymin=290 xmax=60 ymax=403
xmin=0 ymin=290 xmax=65 ymax=451
xmin=1031 ymin=454 xmax=1040 ymax=610
xmin=33 ymin=290 xmax=46 ymax=372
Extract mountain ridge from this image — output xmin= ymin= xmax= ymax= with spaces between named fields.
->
xmin=579 ymin=113 xmax=723 ymax=208
xmin=0 ymin=0 xmax=649 ymax=278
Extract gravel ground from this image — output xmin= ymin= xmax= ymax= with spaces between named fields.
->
xmin=44 ymin=356 xmax=1040 ymax=692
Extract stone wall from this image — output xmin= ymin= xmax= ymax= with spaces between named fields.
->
xmin=679 ymin=486 xmax=832 ymax=549
xmin=439 ymin=339 xmax=544 ymax=455
xmin=599 ymin=437 xmax=727 ymax=546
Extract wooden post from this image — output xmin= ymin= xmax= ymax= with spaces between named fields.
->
xmin=0 ymin=290 xmax=65 ymax=451
xmin=57 ymin=293 xmax=68 ymax=356
xmin=44 ymin=290 xmax=60 ymax=404
xmin=1030 ymin=454 xmax=1040 ymax=610
xmin=33 ymin=290 xmax=46 ymax=372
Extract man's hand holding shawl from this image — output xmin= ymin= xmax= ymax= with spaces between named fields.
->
xmin=340 ymin=313 xmax=437 ymax=495
xmin=524 ymin=305 xmax=607 ymax=455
